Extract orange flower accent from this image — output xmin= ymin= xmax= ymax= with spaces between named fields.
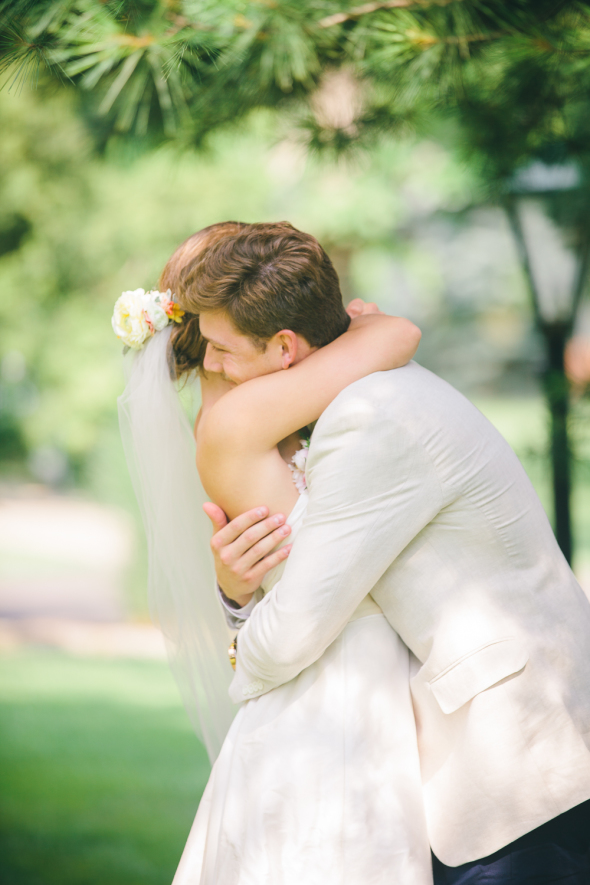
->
xmin=142 ymin=309 xmax=155 ymax=334
xmin=168 ymin=303 xmax=185 ymax=323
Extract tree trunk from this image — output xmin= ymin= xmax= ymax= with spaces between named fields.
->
xmin=542 ymin=322 xmax=572 ymax=564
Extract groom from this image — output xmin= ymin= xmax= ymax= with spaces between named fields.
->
xmin=182 ymin=221 xmax=590 ymax=884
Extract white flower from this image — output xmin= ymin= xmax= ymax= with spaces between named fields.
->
xmin=112 ymin=288 xmax=154 ymax=350
xmin=112 ymin=288 xmax=179 ymax=350
xmin=289 ymin=439 xmax=309 ymax=493
xmin=291 ymin=446 xmax=308 ymax=471
xmin=149 ymin=302 xmax=169 ymax=332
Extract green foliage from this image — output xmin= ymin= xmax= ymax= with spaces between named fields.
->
xmin=1 ymin=0 xmax=327 ymax=144
xmin=5 ymin=2 xmax=590 ymax=212
xmin=448 ymin=13 xmax=590 ymax=182
xmin=4 ymin=0 xmax=587 ymax=152
xmin=5 ymin=2 xmax=590 ymax=223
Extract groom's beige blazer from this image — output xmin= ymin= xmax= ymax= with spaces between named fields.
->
xmin=228 ymin=362 xmax=590 ymax=867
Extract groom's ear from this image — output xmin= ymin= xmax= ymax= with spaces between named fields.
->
xmin=273 ymin=330 xmax=299 ymax=370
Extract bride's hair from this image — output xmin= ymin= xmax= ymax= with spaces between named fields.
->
xmin=161 ymin=221 xmax=247 ymax=378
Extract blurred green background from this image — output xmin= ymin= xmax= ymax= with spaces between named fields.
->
xmin=2 ymin=69 xmax=590 ymax=885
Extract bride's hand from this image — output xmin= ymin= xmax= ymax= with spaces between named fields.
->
xmin=346 ymin=298 xmax=383 ymax=318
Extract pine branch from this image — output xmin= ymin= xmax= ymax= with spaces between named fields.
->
xmin=406 ymin=29 xmax=506 ymax=47
xmin=318 ymin=0 xmax=465 ymax=29
xmin=0 ymin=23 xmax=66 ymax=92
xmin=4 ymin=0 xmax=588 ymax=156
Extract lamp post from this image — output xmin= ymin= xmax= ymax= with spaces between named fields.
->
xmin=504 ymin=161 xmax=590 ymax=564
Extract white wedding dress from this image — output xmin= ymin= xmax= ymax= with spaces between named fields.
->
xmin=173 ymin=491 xmax=433 ymax=885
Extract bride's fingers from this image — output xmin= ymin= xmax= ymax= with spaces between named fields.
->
xmin=346 ymin=298 xmax=366 ymax=318
xmin=346 ymin=298 xmax=383 ymax=317
xmin=247 ymin=544 xmax=292 ymax=585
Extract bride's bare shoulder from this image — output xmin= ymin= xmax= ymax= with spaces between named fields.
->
xmin=198 ymin=371 xmax=287 ymax=463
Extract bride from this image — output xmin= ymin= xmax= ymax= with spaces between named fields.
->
xmin=115 ymin=223 xmax=433 ymax=885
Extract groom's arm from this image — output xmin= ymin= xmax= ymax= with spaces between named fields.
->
xmin=229 ymin=388 xmax=445 ymax=702
xmin=217 ymin=584 xmax=260 ymax=630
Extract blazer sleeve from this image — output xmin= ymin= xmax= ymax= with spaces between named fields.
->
xmin=229 ymin=384 xmax=445 ymax=703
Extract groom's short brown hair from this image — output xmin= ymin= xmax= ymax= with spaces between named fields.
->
xmin=179 ymin=222 xmax=350 ymax=349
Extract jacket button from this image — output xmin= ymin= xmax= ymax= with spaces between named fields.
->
xmin=242 ymin=680 xmax=264 ymax=697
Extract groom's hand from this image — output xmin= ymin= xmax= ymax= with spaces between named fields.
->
xmin=203 ymin=503 xmax=292 ymax=607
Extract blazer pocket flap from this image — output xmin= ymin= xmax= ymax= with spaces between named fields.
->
xmin=428 ymin=638 xmax=529 ymax=715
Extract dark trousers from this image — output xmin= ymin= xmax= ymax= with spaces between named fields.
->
xmin=432 ymin=799 xmax=590 ymax=884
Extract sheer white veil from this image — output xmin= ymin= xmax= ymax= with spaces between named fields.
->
xmin=117 ymin=326 xmax=236 ymax=763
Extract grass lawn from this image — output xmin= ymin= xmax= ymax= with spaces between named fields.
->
xmin=0 ymin=650 xmax=210 ymax=885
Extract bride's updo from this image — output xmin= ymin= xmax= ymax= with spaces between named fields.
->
xmin=161 ymin=221 xmax=247 ymax=378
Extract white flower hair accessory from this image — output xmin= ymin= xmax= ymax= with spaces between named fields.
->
xmin=289 ymin=439 xmax=309 ymax=493
xmin=112 ymin=288 xmax=185 ymax=351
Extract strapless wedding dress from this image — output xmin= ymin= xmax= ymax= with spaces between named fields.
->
xmin=173 ymin=492 xmax=433 ymax=885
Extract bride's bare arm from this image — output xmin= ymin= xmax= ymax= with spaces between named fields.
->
xmin=193 ymin=372 xmax=234 ymax=438
xmin=197 ymin=314 xmax=420 ymax=518
xmin=202 ymin=314 xmax=420 ymax=455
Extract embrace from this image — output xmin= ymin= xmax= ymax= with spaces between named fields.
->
xmin=116 ymin=222 xmax=590 ymax=885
